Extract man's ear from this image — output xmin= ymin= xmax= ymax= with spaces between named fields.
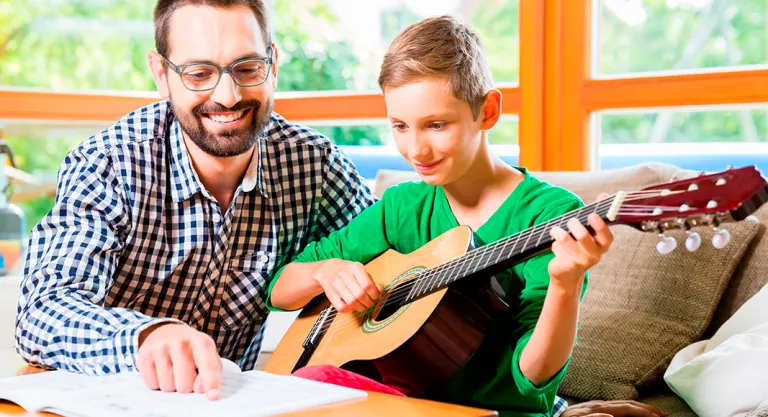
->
xmin=480 ymin=89 xmax=502 ymax=130
xmin=148 ymin=51 xmax=170 ymax=99
xmin=269 ymin=42 xmax=279 ymax=90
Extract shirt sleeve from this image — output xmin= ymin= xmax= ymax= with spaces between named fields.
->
xmin=266 ymin=189 xmax=394 ymax=312
xmin=509 ymin=197 xmax=590 ymax=397
xmin=15 ymin=147 xmax=182 ymax=375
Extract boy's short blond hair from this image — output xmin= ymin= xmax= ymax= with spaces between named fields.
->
xmin=378 ymin=16 xmax=495 ymax=120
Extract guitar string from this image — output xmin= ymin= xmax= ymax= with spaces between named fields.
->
xmin=307 ymin=189 xmax=695 ymax=337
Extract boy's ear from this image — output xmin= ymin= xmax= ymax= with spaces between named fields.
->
xmin=480 ymin=89 xmax=502 ymax=130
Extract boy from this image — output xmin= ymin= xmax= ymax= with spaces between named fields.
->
xmin=267 ymin=16 xmax=613 ymax=417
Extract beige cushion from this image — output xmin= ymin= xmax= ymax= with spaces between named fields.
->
xmin=374 ymin=162 xmax=699 ymax=203
xmin=558 ymin=220 xmax=760 ymax=401
xmin=706 ymin=204 xmax=768 ymax=337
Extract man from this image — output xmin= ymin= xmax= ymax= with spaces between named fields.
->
xmin=16 ymin=0 xmax=374 ymax=401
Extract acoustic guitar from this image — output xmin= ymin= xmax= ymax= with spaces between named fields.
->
xmin=264 ymin=166 xmax=768 ymax=396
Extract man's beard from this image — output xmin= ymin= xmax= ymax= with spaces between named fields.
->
xmin=171 ymin=96 xmax=273 ymax=158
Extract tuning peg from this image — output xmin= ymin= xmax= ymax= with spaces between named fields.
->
xmin=656 ymin=235 xmax=677 ymax=255
xmin=685 ymin=231 xmax=702 ymax=252
xmin=712 ymin=228 xmax=731 ymax=249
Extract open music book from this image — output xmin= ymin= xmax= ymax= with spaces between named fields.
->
xmin=0 ymin=359 xmax=367 ymax=417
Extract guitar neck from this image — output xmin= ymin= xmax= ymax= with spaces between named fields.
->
xmin=401 ymin=197 xmax=617 ymax=304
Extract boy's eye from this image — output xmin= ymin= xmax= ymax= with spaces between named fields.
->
xmin=428 ymin=122 xmax=446 ymax=130
xmin=392 ymin=123 xmax=407 ymax=132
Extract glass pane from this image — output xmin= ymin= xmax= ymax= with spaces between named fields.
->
xmin=273 ymin=0 xmax=519 ymax=92
xmin=597 ymin=0 xmax=767 ymax=76
xmin=0 ymin=0 xmax=157 ymax=90
xmin=1 ymin=121 xmax=100 ymax=234
xmin=309 ymin=118 xmax=518 ymax=178
xmin=596 ymin=107 xmax=768 ymax=173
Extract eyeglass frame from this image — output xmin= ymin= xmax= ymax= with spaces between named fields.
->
xmin=158 ymin=46 xmax=274 ymax=92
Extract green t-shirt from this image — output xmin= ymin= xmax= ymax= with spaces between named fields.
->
xmin=267 ymin=168 xmax=587 ymax=417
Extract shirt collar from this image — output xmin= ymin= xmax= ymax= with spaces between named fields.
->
xmin=167 ymin=105 xmax=269 ymax=203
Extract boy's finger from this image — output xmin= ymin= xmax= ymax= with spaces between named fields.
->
xmin=342 ymin=274 xmax=376 ymax=308
xmin=588 ymin=214 xmax=613 ymax=248
xmin=550 ymin=226 xmax=570 ymax=242
xmin=354 ymin=271 xmax=381 ymax=302
xmin=594 ymin=192 xmax=610 ymax=202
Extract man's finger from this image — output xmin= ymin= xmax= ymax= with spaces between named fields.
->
xmin=600 ymin=403 xmax=657 ymax=417
xmin=191 ymin=336 xmax=222 ymax=400
xmin=170 ymin=342 xmax=197 ymax=393
xmin=156 ymin=350 xmax=176 ymax=392
xmin=193 ymin=373 xmax=204 ymax=394
xmin=138 ymin=354 xmax=160 ymax=391
xmin=624 ymin=401 xmax=668 ymax=416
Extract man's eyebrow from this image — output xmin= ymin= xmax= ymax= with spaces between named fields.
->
xmin=177 ymin=52 xmax=268 ymax=66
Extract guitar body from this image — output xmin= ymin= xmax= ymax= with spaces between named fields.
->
xmin=264 ymin=226 xmax=509 ymax=396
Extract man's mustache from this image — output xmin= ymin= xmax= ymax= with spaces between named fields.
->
xmin=193 ymin=100 xmax=261 ymax=116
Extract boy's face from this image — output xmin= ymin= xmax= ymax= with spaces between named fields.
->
xmin=385 ymin=78 xmax=491 ymax=186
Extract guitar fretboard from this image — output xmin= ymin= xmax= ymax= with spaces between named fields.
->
xmin=399 ymin=198 xmax=612 ymax=304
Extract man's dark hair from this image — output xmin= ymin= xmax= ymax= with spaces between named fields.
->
xmin=154 ymin=0 xmax=271 ymax=57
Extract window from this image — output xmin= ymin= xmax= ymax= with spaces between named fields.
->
xmin=0 ymin=0 xmax=156 ymax=91
xmin=597 ymin=0 xmax=767 ymax=76
xmin=272 ymin=0 xmax=520 ymax=92
xmin=2 ymin=121 xmax=99 ymax=232
xmin=598 ymin=107 xmax=768 ymax=172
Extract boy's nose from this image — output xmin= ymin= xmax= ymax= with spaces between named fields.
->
xmin=407 ymin=132 xmax=431 ymax=159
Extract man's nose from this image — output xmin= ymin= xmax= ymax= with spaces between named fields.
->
xmin=210 ymin=73 xmax=242 ymax=109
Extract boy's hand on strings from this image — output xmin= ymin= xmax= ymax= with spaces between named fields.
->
xmin=313 ymin=259 xmax=383 ymax=313
xmin=548 ymin=193 xmax=614 ymax=291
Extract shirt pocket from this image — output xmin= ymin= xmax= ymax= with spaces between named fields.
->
xmin=218 ymin=250 xmax=274 ymax=330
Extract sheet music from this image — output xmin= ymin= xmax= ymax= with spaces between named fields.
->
xmin=0 ymin=360 xmax=367 ymax=417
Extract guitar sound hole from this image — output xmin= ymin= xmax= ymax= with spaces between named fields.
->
xmin=375 ymin=298 xmax=402 ymax=322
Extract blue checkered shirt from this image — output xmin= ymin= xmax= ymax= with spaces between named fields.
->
xmin=552 ymin=396 xmax=568 ymax=417
xmin=16 ymin=100 xmax=376 ymax=375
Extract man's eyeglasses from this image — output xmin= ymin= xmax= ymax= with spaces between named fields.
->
xmin=159 ymin=47 xmax=273 ymax=92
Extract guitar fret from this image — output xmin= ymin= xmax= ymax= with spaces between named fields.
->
xmin=405 ymin=200 xmax=611 ymax=304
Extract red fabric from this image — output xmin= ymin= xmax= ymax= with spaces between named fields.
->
xmin=292 ymin=365 xmax=407 ymax=397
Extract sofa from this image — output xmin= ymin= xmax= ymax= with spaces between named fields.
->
xmin=374 ymin=162 xmax=768 ymax=416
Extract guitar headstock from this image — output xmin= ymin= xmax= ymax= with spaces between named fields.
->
xmin=607 ymin=166 xmax=768 ymax=254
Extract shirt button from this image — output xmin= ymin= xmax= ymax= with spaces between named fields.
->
xmin=125 ymin=355 xmax=135 ymax=368
xmin=258 ymin=254 xmax=269 ymax=264
xmin=212 ymin=213 xmax=221 ymax=223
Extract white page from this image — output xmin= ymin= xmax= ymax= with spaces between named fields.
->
xmin=0 ymin=360 xmax=367 ymax=417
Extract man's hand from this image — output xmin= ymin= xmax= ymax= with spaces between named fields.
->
xmin=313 ymin=259 xmax=383 ymax=313
xmin=137 ymin=323 xmax=223 ymax=400
xmin=562 ymin=400 xmax=669 ymax=417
